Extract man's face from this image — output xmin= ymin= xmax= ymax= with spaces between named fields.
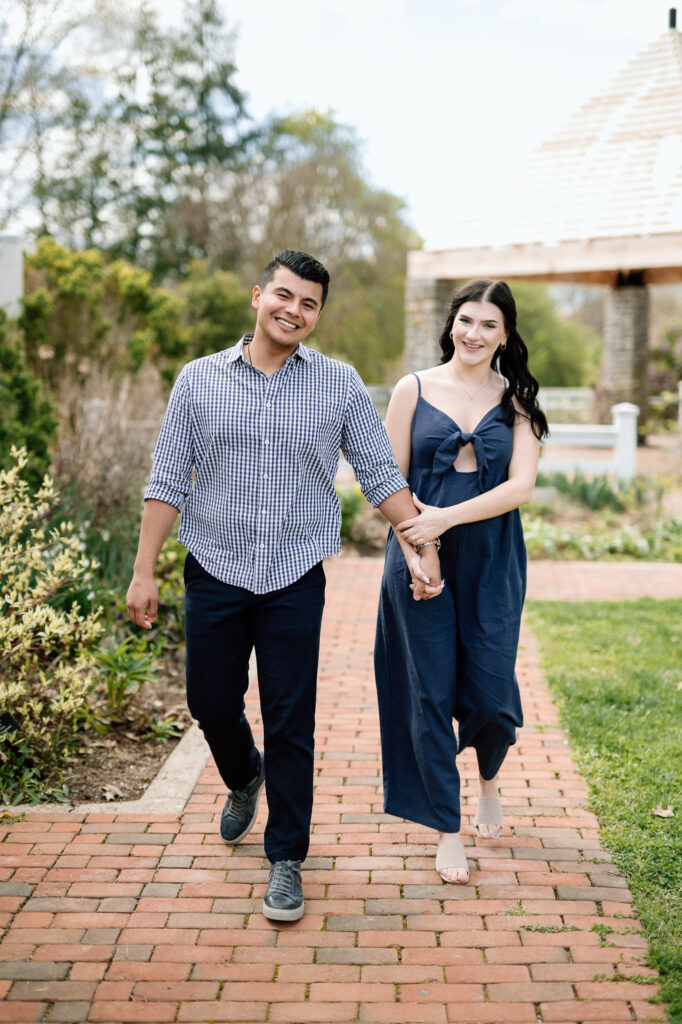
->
xmin=251 ymin=266 xmax=323 ymax=349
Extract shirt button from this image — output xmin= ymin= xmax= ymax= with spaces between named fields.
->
xmin=261 ymin=509 xmax=267 ymax=514
xmin=263 ymin=474 xmax=268 ymax=480
xmin=260 ymin=544 xmax=265 ymax=549
xmin=264 ymin=439 xmax=269 ymax=445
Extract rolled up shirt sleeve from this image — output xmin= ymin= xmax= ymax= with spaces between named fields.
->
xmin=144 ymin=368 xmax=194 ymax=510
xmin=341 ymin=369 xmax=407 ymax=507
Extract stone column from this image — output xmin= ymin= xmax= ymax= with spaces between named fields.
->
xmin=404 ymin=277 xmax=454 ymax=373
xmin=598 ymin=276 xmax=649 ymax=425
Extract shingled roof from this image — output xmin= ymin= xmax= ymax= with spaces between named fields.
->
xmin=409 ymin=21 xmax=682 ymax=285
xmin=453 ymin=25 xmax=682 ymax=248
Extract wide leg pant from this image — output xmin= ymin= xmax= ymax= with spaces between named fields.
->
xmin=184 ymin=553 xmax=326 ymax=863
xmin=374 ymin=527 xmax=523 ymax=833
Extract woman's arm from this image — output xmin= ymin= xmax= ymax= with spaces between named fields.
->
xmin=384 ymin=374 xmax=418 ymax=479
xmin=383 ymin=376 xmax=444 ymax=598
xmin=384 ymin=375 xmax=422 ymax=562
xmin=397 ymin=413 xmax=540 ymax=543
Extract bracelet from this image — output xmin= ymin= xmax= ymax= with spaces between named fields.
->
xmin=415 ymin=538 xmax=441 ymax=552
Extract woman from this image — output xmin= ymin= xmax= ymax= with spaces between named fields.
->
xmin=374 ymin=278 xmax=548 ymax=884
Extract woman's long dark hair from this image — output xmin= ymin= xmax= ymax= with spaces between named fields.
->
xmin=438 ymin=278 xmax=549 ymax=440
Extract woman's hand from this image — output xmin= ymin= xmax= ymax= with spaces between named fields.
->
xmin=398 ymin=494 xmax=453 ymax=545
xmin=406 ymin=545 xmax=444 ymax=602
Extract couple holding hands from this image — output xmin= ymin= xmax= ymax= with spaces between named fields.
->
xmin=126 ymin=249 xmax=548 ymax=922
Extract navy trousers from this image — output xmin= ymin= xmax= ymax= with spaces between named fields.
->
xmin=183 ymin=553 xmax=326 ymax=863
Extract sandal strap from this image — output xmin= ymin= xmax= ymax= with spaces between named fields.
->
xmin=474 ymin=795 xmax=504 ymax=828
xmin=436 ymin=838 xmax=470 ymax=880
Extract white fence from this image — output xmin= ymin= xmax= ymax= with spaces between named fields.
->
xmin=540 ymin=403 xmax=639 ymax=482
xmin=366 ymin=387 xmax=642 ymax=483
xmin=537 ymin=386 xmax=595 ymax=423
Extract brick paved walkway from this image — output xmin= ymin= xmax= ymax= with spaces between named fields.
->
xmin=1 ymin=558 xmax=673 ymax=1023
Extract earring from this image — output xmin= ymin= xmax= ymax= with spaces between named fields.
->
xmin=500 ymin=343 xmax=506 ymax=350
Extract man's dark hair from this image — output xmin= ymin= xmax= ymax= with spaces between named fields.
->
xmin=258 ymin=250 xmax=330 ymax=308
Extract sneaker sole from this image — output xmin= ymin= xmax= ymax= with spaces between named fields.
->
xmin=262 ymin=899 xmax=304 ymax=922
xmin=220 ymin=778 xmax=265 ymax=845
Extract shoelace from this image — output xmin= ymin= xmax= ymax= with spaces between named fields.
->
xmin=268 ymin=860 xmax=301 ymax=899
xmin=225 ymin=789 xmax=249 ymax=818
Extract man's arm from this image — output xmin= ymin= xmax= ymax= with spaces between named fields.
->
xmin=340 ymin=371 xmax=442 ymax=599
xmin=377 ymin=489 xmax=442 ymax=600
xmin=126 ymin=499 xmax=180 ymax=629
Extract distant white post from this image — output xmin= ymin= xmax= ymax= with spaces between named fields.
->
xmin=678 ymin=381 xmax=682 ymax=436
xmin=0 ymin=235 xmax=24 ymax=316
xmin=612 ymin=402 xmax=639 ymax=482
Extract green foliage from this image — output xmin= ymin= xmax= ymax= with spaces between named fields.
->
xmin=180 ymin=262 xmax=253 ymax=359
xmin=0 ymin=310 xmax=57 ymax=487
xmin=153 ymin=535 xmax=187 ymax=642
xmin=646 ymin=322 xmax=682 ymax=432
xmin=93 ymin=635 xmax=160 ymax=719
xmin=235 ymin=110 xmax=422 ymax=383
xmin=10 ymin=0 xmax=255 ymax=273
xmin=337 ymin=484 xmax=365 ymax=540
xmin=511 ymin=282 xmax=602 ymax=387
xmin=107 ymin=0 xmax=255 ymax=278
xmin=141 ymin=715 xmax=184 ymax=743
xmin=535 ymin=472 xmax=663 ymax=513
xmin=522 ymin=512 xmax=682 ymax=561
xmin=0 ymin=448 xmax=104 ymax=804
xmin=524 ymin=471 xmax=677 ymax=560
xmin=20 ymin=238 xmax=189 ymax=399
xmin=527 ymin=598 xmax=682 ymax=1021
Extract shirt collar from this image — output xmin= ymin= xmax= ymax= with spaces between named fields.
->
xmin=226 ymin=334 xmax=312 ymax=365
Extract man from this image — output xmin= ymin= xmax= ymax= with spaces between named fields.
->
xmin=127 ymin=250 xmax=441 ymax=922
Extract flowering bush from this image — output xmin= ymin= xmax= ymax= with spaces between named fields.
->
xmin=0 ymin=448 xmax=104 ymax=803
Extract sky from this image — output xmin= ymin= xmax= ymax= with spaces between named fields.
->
xmin=195 ymin=0 xmax=677 ymax=249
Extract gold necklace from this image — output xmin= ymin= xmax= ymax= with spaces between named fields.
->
xmin=244 ymin=341 xmax=253 ymax=365
xmin=452 ymin=372 xmax=493 ymax=401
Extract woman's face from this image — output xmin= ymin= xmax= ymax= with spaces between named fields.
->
xmin=451 ymin=300 xmax=508 ymax=364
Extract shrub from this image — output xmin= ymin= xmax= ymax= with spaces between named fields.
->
xmin=180 ymin=262 xmax=253 ymax=360
xmin=0 ymin=311 xmax=58 ymax=488
xmin=93 ymin=634 xmax=160 ymax=720
xmin=337 ymin=484 xmax=365 ymax=540
xmin=535 ymin=471 xmax=664 ymax=513
xmin=0 ymin=448 xmax=104 ymax=803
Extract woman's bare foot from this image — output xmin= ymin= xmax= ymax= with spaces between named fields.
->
xmin=475 ymin=774 xmax=503 ymax=839
xmin=436 ymin=832 xmax=469 ymax=884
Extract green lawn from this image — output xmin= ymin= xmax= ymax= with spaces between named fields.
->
xmin=527 ymin=598 xmax=682 ymax=1023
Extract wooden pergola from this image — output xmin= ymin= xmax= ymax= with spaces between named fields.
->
xmin=405 ymin=13 xmax=682 ymax=421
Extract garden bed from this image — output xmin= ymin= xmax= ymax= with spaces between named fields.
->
xmin=62 ymin=654 xmax=190 ymax=805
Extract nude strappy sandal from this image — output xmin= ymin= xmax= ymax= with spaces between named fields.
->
xmin=436 ymin=837 xmax=470 ymax=884
xmin=474 ymin=795 xmax=504 ymax=839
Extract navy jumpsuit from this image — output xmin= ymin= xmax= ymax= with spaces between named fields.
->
xmin=374 ymin=375 xmax=525 ymax=833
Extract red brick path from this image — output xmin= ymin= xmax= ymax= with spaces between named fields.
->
xmin=0 ymin=558 xmax=670 ymax=1023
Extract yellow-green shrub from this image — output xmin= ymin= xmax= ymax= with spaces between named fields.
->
xmin=0 ymin=448 xmax=104 ymax=803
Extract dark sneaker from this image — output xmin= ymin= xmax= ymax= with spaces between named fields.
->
xmin=263 ymin=860 xmax=304 ymax=921
xmin=220 ymin=749 xmax=265 ymax=844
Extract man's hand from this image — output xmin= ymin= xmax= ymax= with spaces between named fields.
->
xmin=125 ymin=499 xmax=179 ymax=630
xmin=126 ymin=574 xmax=159 ymax=630
xmin=407 ymin=545 xmax=444 ymax=602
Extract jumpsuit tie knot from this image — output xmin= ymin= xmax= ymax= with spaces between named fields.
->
xmin=433 ymin=429 xmax=489 ymax=490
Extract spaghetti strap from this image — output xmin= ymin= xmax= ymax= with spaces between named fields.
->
xmin=411 ymin=372 xmax=422 ymax=397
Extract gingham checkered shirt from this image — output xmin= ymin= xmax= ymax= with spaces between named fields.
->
xmin=145 ymin=335 xmax=407 ymax=593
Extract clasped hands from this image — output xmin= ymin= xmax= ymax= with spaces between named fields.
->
xmin=401 ymin=495 xmax=447 ymax=602
xmin=399 ymin=494 xmax=450 ymax=547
